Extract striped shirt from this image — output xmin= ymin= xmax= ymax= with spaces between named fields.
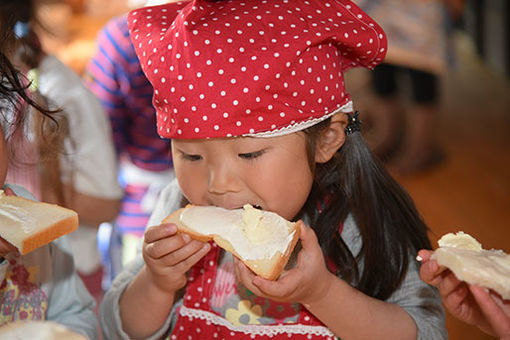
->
xmin=84 ymin=15 xmax=173 ymax=236
xmin=84 ymin=14 xmax=172 ymax=172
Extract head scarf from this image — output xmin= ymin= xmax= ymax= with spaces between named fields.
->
xmin=128 ymin=0 xmax=386 ymax=139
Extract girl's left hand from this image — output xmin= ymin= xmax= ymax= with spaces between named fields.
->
xmin=234 ymin=222 xmax=334 ymax=305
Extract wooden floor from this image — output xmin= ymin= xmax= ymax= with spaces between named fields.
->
xmin=44 ymin=3 xmax=510 ymax=339
xmin=393 ymin=32 xmax=510 ymax=340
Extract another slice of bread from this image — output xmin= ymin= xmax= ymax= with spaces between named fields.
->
xmin=431 ymin=231 xmax=510 ymax=299
xmin=0 ymin=190 xmax=79 ymax=255
xmin=162 ymin=204 xmax=301 ymax=280
xmin=0 ymin=321 xmax=87 ymax=340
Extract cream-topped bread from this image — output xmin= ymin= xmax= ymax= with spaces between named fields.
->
xmin=431 ymin=231 xmax=510 ymax=299
xmin=0 ymin=190 xmax=78 ymax=255
xmin=162 ymin=204 xmax=301 ymax=280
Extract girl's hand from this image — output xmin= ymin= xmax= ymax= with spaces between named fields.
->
xmin=418 ymin=249 xmax=510 ymax=338
xmin=234 ymin=222 xmax=334 ymax=305
xmin=0 ymin=188 xmax=19 ymax=257
xmin=142 ymin=223 xmax=211 ymax=294
xmin=0 ymin=238 xmax=17 ymax=257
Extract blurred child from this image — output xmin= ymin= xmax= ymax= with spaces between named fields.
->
xmin=418 ymin=249 xmax=510 ymax=339
xmin=0 ymin=10 xmax=97 ymax=338
xmin=6 ymin=0 xmax=123 ymax=281
xmin=354 ymin=0 xmax=451 ymax=174
xmin=83 ymin=0 xmax=174 ymax=285
xmin=100 ymin=1 xmax=447 ymax=339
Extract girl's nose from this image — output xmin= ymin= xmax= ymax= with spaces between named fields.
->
xmin=207 ymin=163 xmax=241 ymax=195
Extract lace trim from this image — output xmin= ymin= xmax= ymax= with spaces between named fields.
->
xmin=179 ymin=306 xmax=335 ymax=337
xmin=244 ymin=101 xmax=354 ymax=138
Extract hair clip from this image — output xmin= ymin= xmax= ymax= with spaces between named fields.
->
xmin=345 ymin=111 xmax=361 ymax=134
xmin=14 ymin=21 xmax=30 ymax=39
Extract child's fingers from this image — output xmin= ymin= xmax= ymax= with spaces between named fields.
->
xmin=252 ymin=268 xmax=298 ymax=298
xmin=234 ymin=259 xmax=265 ymax=297
xmin=144 ymin=223 xmax=178 ymax=243
xmin=417 ymin=249 xmax=433 ymax=262
xmin=297 ymin=221 xmax=319 ymax=250
xmin=442 ymin=283 xmax=469 ymax=310
xmin=419 ymin=258 xmax=448 ymax=285
xmin=3 ymin=188 xmax=15 ymax=196
xmin=0 ymin=237 xmax=17 ymax=256
xmin=144 ymin=232 xmax=190 ymax=259
xmin=470 ymin=285 xmax=510 ymax=336
xmin=172 ymin=242 xmax=211 ymax=273
xmin=438 ymin=271 xmax=463 ymax=299
xmin=160 ymin=240 xmax=208 ymax=267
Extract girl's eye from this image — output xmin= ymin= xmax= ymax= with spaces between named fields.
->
xmin=181 ymin=153 xmax=202 ymax=161
xmin=238 ymin=150 xmax=265 ymax=159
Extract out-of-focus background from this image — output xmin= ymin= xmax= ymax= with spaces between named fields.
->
xmin=35 ymin=0 xmax=509 ymax=339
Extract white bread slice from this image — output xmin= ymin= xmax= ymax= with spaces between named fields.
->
xmin=161 ymin=204 xmax=301 ymax=280
xmin=0 ymin=190 xmax=79 ymax=255
xmin=431 ymin=231 xmax=510 ymax=299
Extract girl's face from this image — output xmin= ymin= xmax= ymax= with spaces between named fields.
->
xmin=172 ymin=133 xmax=314 ymax=221
xmin=0 ymin=128 xmax=7 ymax=187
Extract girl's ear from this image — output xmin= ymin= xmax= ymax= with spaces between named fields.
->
xmin=315 ymin=113 xmax=348 ymax=163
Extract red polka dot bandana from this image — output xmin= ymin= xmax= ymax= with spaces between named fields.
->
xmin=128 ymin=0 xmax=387 ymax=139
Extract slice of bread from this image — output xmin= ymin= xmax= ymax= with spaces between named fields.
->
xmin=162 ymin=204 xmax=301 ymax=280
xmin=431 ymin=231 xmax=510 ymax=299
xmin=0 ymin=190 xmax=79 ymax=255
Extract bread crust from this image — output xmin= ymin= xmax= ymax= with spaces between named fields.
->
xmin=161 ymin=206 xmax=301 ymax=280
xmin=0 ymin=193 xmax=79 ymax=254
xmin=21 ymin=215 xmax=79 ymax=255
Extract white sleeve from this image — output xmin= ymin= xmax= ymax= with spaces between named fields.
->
xmin=45 ymin=236 xmax=98 ymax=339
xmin=101 ymin=180 xmax=184 ymax=339
xmin=147 ymin=178 xmax=184 ymax=228
xmin=38 ymin=56 xmax=123 ymax=200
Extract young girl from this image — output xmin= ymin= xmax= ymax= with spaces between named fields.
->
xmin=6 ymin=0 xmax=123 ymax=279
xmin=100 ymin=1 xmax=447 ymax=339
xmin=0 ymin=16 xmax=98 ymax=338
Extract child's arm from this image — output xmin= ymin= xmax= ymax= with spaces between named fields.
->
xmin=236 ymin=224 xmax=441 ymax=339
xmin=116 ymin=223 xmax=210 ymax=339
xmin=419 ymin=249 xmax=510 ymax=338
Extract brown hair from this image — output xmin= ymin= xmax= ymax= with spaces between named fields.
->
xmin=1 ymin=0 xmax=73 ymax=206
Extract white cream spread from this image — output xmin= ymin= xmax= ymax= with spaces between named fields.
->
xmin=180 ymin=205 xmax=295 ymax=260
xmin=438 ymin=231 xmax=482 ymax=251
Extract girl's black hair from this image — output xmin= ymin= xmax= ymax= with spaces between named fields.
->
xmin=302 ymin=118 xmax=431 ymax=300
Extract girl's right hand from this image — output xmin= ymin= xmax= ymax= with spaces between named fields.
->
xmin=142 ymin=223 xmax=210 ymax=294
